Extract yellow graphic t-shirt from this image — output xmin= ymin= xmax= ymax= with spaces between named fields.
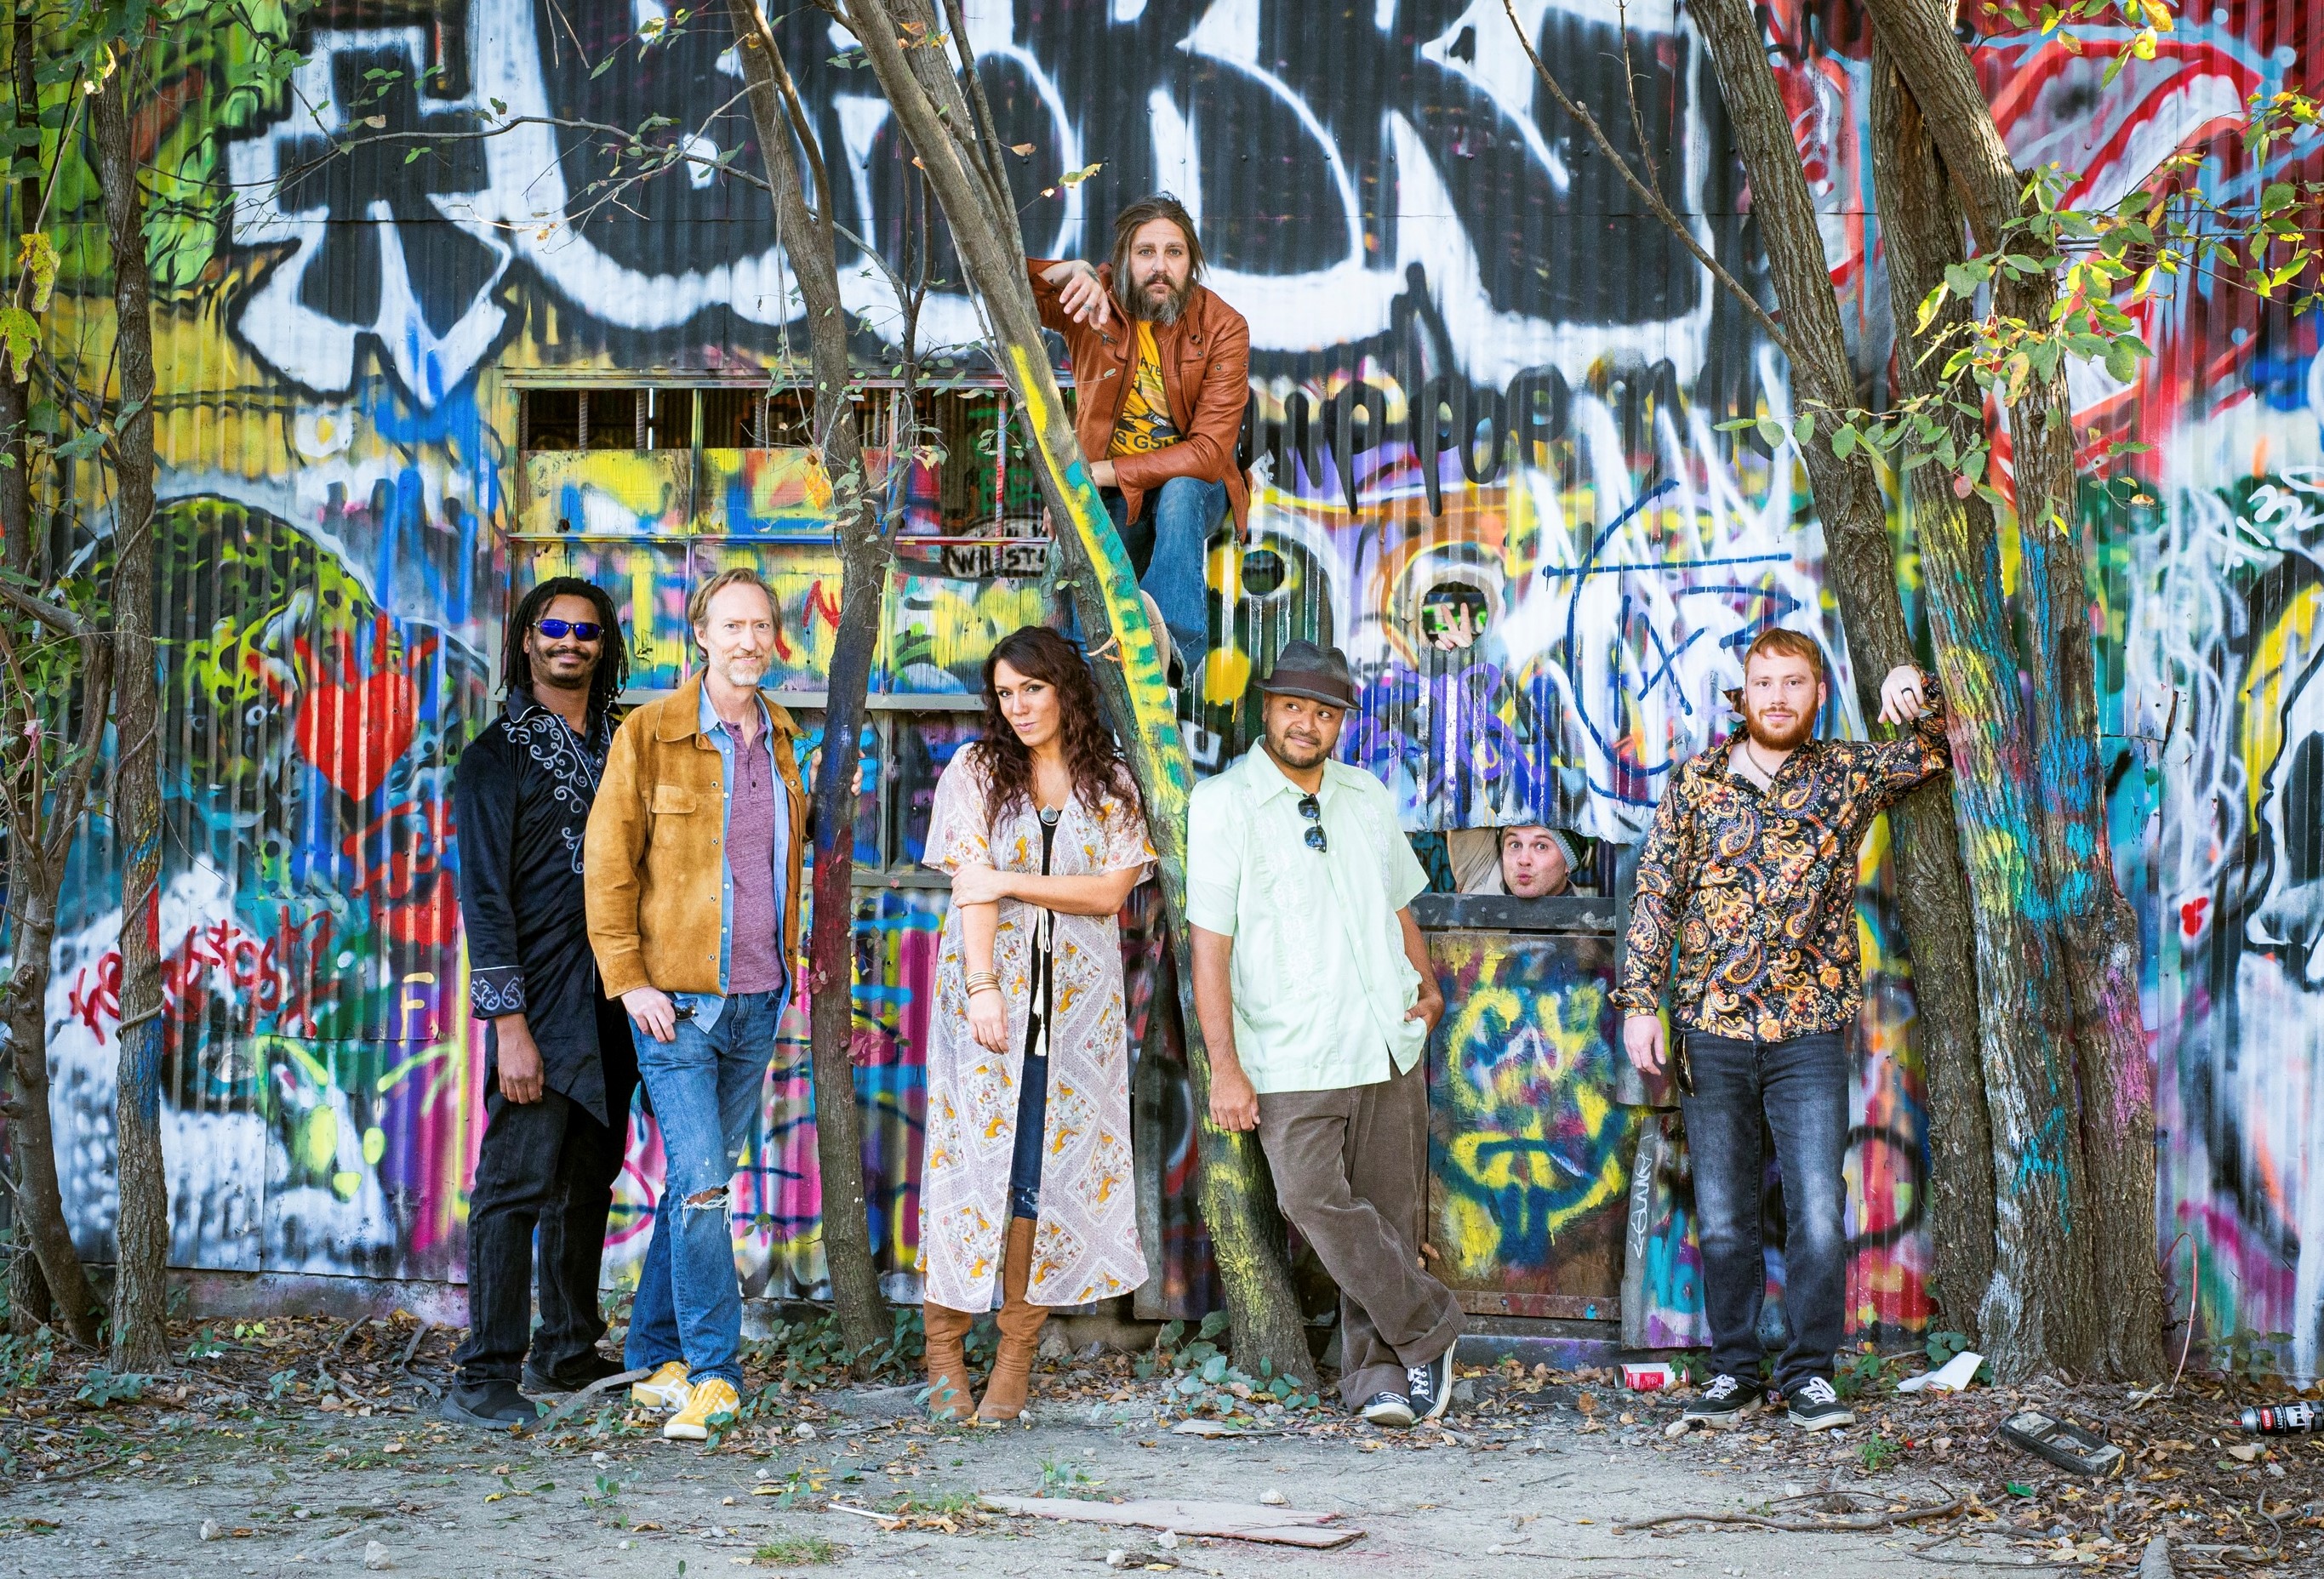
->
xmin=1108 ymin=322 xmax=1180 ymax=457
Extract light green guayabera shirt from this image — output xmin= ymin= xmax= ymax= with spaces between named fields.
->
xmin=1185 ymin=745 xmax=1432 ymax=1094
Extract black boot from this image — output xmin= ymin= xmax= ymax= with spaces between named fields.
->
xmin=522 ymin=1349 xmax=627 ymax=1395
xmin=440 ymin=1378 xmax=543 ymax=1429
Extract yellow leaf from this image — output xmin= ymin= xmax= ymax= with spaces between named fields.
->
xmin=1010 ymin=142 xmax=1036 ymax=155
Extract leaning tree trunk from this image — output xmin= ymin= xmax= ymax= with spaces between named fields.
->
xmin=89 ymin=71 xmax=172 ymax=1373
xmin=1682 ymin=0 xmax=2011 ymax=1348
xmin=2 ymin=862 xmax=101 ymax=1343
xmin=725 ymin=0 xmax=888 ymax=1354
xmin=841 ymin=0 xmax=1312 ymax=1385
xmin=1861 ymin=0 xmax=2165 ymax=1379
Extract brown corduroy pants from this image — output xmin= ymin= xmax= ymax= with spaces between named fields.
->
xmin=1255 ymin=1058 xmax=1464 ymax=1407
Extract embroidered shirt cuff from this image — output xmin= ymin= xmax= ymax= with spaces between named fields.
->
xmin=472 ymin=966 xmax=527 ymax=1017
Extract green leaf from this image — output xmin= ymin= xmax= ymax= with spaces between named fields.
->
xmin=2104 ymin=339 xmax=2138 ymax=383
xmin=1830 ymin=425 xmax=1858 ymax=460
xmin=1943 ymin=262 xmax=1984 ymax=299
xmin=0 ymin=307 xmax=35 ymax=383
xmin=1714 ymin=416 xmax=1756 ymax=432
xmin=1756 ymin=416 xmax=1787 ymax=450
xmin=1792 ymin=413 xmax=1815 ymax=444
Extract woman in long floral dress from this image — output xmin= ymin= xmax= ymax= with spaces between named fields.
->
xmin=919 ymin=625 xmax=1153 ymax=1422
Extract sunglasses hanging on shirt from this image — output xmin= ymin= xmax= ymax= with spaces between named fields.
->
xmin=1298 ymin=793 xmax=1328 ymax=852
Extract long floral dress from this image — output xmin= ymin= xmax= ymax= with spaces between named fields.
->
xmin=918 ymin=752 xmax=1154 ymax=1312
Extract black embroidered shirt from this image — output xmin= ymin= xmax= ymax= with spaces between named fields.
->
xmin=453 ymin=688 xmax=635 ymax=1122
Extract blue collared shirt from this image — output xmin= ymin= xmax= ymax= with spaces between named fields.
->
xmin=674 ymin=683 xmax=791 ymax=1032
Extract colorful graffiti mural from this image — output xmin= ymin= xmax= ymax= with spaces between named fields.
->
xmin=14 ymin=0 xmax=2324 ymax=1375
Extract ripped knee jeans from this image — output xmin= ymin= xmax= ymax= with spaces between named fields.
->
xmin=623 ymin=988 xmax=784 ymax=1389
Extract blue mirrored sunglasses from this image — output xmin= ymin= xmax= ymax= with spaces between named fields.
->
xmin=535 ymin=618 xmax=603 ymax=641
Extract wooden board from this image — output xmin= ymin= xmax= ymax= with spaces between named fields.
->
xmin=980 ymin=1496 xmax=1363 ymax=1549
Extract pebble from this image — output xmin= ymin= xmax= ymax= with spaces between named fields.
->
xmin=1157 ymin=1531 xmax=1179 ymax=1550
xmin=795 ymin=1423 xmax=817 ymax=1439
xmin=1259 ymin=1489 xmax=1288 ymax=1506
xmin=198 ymin=1520 xmax=221 ymax=1542
xmin=363 ymin=1540 xmax=391 ymax=1570
xmin=1105 ymin=1552 xmax=1128 ymax=1569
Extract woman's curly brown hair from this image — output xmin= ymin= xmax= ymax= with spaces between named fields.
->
xmin=973 ymin=626 xmax=1139 ymax=833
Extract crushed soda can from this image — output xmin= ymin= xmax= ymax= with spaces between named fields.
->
xmin=1621 ymin=1362 xmax=1677 ymax=1391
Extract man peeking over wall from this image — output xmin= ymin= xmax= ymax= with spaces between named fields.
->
xmin=1612 ymin=627 xmax=1950 ymax=1435
xmin=1031 ymin=193 xmax=1251 ymax=678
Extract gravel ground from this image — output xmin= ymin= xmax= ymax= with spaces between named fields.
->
xmin=2 ymin=1314 xmax=2319 ymax=1576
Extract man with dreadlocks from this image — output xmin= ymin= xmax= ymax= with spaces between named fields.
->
xmin=443 ymin=578 xmax=637 ymax=1429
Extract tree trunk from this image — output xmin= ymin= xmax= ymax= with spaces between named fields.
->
xmin=725 ymin=0 xmax=888 ymax=1355
xmin=1859 ymin=46 xmax=2102 ymax=1374
xmin=3 ymin=887 xmax=100 ymax=1344
xmin=1860 ymin=0 xmax=2165 ymax=1379
xmin=841 ymin=0 xmax=1312 ymax=1385
xmin=1682 ymin=0 xmax=2002 ymax=1346
xmin=89 ymin=72 xmax=172 ymax=1374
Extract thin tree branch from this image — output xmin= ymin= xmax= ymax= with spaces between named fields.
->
xmin=1500 ymin=0 xmax=1791 ymax=358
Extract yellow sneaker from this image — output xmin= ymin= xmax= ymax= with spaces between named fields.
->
xmin=662 ymin=1377 xmax=740 ymax=1442
xmin=629 ymin=1361 xmax=690 ymax=1411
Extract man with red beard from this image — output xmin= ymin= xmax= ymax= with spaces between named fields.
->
xmin=1612 ymin=628 xmax=1947 ymax=1434
xmin=1031 ymin=194 xmax=1249 ymax=673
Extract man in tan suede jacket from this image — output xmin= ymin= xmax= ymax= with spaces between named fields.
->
xmin=584 ymin=567 xmax=807 ymax=1442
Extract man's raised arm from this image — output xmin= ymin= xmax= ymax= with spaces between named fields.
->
xmin=1027 ymin=257 xmax=1111 ymax=332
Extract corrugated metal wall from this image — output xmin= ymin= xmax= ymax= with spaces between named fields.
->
xmin=21 ymin=0 xmax=2324 ymax=1365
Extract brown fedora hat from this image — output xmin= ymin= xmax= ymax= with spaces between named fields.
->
xmin=1254 ymin=640 xmax=1358 ymax=709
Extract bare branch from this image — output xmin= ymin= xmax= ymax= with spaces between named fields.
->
xmin=1500 ymin=0 xmax=1792 ymax=358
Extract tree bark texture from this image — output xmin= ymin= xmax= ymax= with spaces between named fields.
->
xmin=1682 ymin=0 xmax=2001 ymax=1347
xmin=842 ymin=0 xmax=1312 ymax=1386
xmin=89 ymin=73 xmax=171 ymax=1372
xmin=1860 ymin=0 xmax=2166 ymax=1378
xmin=1864 ymin=48 xmax=2096 ymax=1371
xmin=726 ymin=0 xmax=888 ymax=1355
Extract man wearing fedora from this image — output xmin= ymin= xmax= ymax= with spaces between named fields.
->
xmin=1185 ymin=641 xmax=1461 ymax=1428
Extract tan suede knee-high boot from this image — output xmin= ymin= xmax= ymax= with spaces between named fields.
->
xmin=922 ymin=1301 xmax=976 ymax=1422
xmin=974 ymin=1217 xmax=1046 ymax=1422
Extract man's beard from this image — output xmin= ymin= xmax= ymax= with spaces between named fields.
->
xmin=1120 ymin=272 xmax=1191 ymax=325
xmin=1744 ymin=705 xmax=1814 ymax=751
xmin=1265 ymin=725 xmax=1333 ymax=770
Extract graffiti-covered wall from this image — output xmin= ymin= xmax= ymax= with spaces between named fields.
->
xmin=18 ymin=0 xmax=2324 ymax=1371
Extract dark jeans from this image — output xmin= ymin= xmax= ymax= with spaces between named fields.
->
xmin=1102 ymin=476 xmax=1225 ymax=659
xmin=1678 ymin=1030 xmax=1849 ymax=1398
xmin=1006 ymin=1046 xmax=1049 ymax=1228
xmin=453 ymin=1087 xmax=626 ymax=1387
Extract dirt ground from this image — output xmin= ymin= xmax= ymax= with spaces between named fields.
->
xmin=3 ymin=1314 xmax=2321 ymax=1577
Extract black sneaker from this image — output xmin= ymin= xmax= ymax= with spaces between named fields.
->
xmin=440 ymin=1378 xmax=542 ymax=1430
xmin=522 ymin=1350 xmax=628 ymax=1395
xmin=1359 ymin=1391 xmax=1416 ymax=1428
xmin=1682 ymin=1372 xmax=1765 ymax=1425
xmin=1784 ymin=1377 xmax=1856 ymax=1431
xmin=1406 ymin=1339 xmax=1458 ymax=1422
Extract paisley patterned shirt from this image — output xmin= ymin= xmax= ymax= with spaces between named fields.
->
xmin=1611 ymin=675 xmax=1950 ymax=1041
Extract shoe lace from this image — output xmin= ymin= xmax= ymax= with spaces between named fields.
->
xmin=1701 ymin=1374 xmax=1740 ymax=1400
xmin=1796 ymin=1377 xmax=1839 ymax=1405
xmin=1406 ymin=1363 xmax=1432 ymax=1394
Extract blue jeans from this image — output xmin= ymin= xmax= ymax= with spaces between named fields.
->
xmin=1104 ymin=476 xmax=1225 ymax=659
xmin=1678 ymin=1030 xmax=1849 ymax=1399
xmin=1007 ymin=1047 xmax=1049 ymax=1227
xmin=623 ymin=989 xmax=783 ymax=1388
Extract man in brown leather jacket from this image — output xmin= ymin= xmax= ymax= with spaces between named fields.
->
xmin=1030 ymin=193 xmax=1250 ymax=667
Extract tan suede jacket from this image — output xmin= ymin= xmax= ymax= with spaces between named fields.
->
xmin=584 ymin=676 xmax=808 ymax=1000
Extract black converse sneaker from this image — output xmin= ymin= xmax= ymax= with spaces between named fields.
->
xmin=1785 ymin=1377 xmax=1856 ymax=1431
xmin=1406 ymin=1339 xmax=1457 ymax=1422
xmin=1681 ymin=1372 xmax=1766 ymax=1425
xmin=1359 ymin=1391 xmax=1417 ymax=1428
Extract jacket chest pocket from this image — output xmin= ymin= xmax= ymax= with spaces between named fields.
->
xmin=651 ymin=783 xmax=701 ymax=816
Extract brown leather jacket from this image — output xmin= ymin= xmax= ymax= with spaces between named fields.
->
xmin=584 ymin=676 xmax=808 ymax=1000
xmin=1027 ymin=259 xmax=1252 ymax=533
